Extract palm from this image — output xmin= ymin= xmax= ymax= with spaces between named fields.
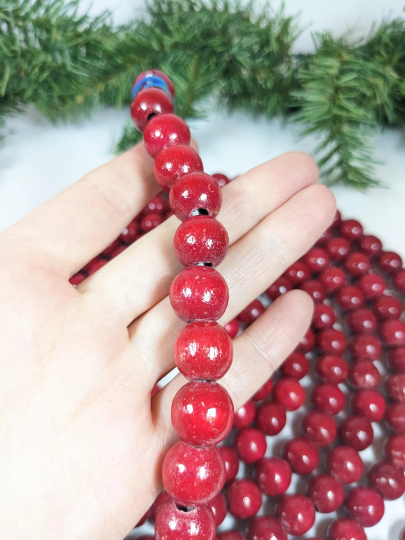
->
xmin=0 ymin=144 xmax=334 ymax=540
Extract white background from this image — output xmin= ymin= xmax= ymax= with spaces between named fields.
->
xmin=1 ymin=1 xmax=405 ymax=539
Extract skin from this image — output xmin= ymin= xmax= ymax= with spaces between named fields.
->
xmin=0 ymin=143 xmax=335 ymax=540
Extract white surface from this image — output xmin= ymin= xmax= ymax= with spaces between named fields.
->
xmin=1 ymin=1 xmax=405 ymax=539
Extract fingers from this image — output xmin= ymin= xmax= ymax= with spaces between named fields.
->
xmin=151 ymin=290 xmax=313 ymax=439
xmin=128 ymin=182 xmax=335 ymax=383
xmin=2 ymin=144 xmax=157 ymax=277
xmin=78 ymin=152 xmax=319 ymax=324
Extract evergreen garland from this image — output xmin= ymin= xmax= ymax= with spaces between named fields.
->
xmin=1 ymin=0 xmax=405 ymax=189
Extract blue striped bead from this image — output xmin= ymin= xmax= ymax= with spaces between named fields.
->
xmin=132 ymin=75 xmax=174 ymax=101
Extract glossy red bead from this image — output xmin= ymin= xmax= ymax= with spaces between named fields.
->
xmin=393 ymin=268 xmax=405 ymax=293
xmin=351 ymin=389 xmax=385 ymax=422
xmin=69 ymin=272 xmax=86 ymax=286
xmin=267 ymin=276 xmax=292 ymax=301
xmin=238 ymin=299 xmax=265 ymax=326
xmin=140 ymin=212 xmax=164 ymax=232
xmin=316 ymin=328 xmax=346 ymax=355
xmin=299 ymin=280 xmax=327 ymax=303
xmin=377 ymin=250 xmax=403 ymax=274
xmin=130 ymin=87 xmax=174 ymax=132
xmin=209 ymin=492 xmax=227 ymax=526
xmin=172 ymin=381 xmax=234 ymax=446
xmin=385 ymin=373 xmax=405 ymax=402
xmin=280 ymin=351 xmax=309 ymax=379
xmin=255 ymin=457 xmax=292 ymax=496
xmin=256 ymin=401 xmax=287 ymax=436
xmin=339 ymin=219 xmax=363 ymax=241
xmin=154 ymin=144 xmax=203 ymax=191
xmin=334 ymin=285 xmax=365 ymax=312
xmin=368 ymin=460 xmax=405 ymax=500
xmin=315 ymin=355 xmax=348 ymax=384
xmin=347 ymin=359 xmax=381 ymax=389
xmin=170 ymin=267 xmax=229 ymax=322
xmin=219 ymin=446 xmax=239 ymax=482
xmin=144 ymin=113 xmax=190 ymax=158
xmin=120 ymin=220 xmax=139 ymax=244
xmin=274 ymin=377 xmax=306 ymax=411
xmin=283 ymin=437 xmax=319 ymax=475
xmin=346 ymin=308 xmax=377 ymax=334
xmin=358 ymin=234 xmax=383 ymax=258
xmin=303 ymin=247 xmax=330 ymax=273
xmin=372 ymin=294 xmax=402 ymax=320
xmin=155 ymin=499 xmax=216 ymax=540
xmin=319 ymin=267 xmax=346 ymax=293
xmin=174 ymin=216 xmax=229 ymax=267
xmin=326 ymin=237 xmax=351 ymax=261
xmin=307 ymin=474 xmax=344 ymax=513
xmin=252 ymin=378 xmax=273 ymax=401
xmin=151 ymin=490 xmax=171 ymax=522
xmin=276 ymin=494 xmax=315 ymax=536
xmin=385 ymin=402 xmax=405 ymax=432
xmin=357 ymin=273 xmax=386 ymax=298
xmin=339 ymin=415 xmax=373 ymax=451
xmin=298 ymin=328 xmax=315 ymax=353
xmin=312 ymin=303 xmax=336 ymax=330
xmin=143 ymin=194 xmax=169 ymax=215
xmin=343 ymin=252 xmax=371 ymax=277
xmin=217 ymin=532 xmax=245 ymax=540
xmin=387 ymin=347 xmax=405 ymax=373
xmin=134 ymin=69 xmax=176 ymax=97
xmin=170 ymin=172 xmax=222 ymax=221
xmin=87 ymin=257 xmax=108 ymax=275
xmin=328 ymin=446 xmax=364 ymax=484
xmin=234 ymin=427 xmax=267 ymax=463
xmin=379 ymin=319 xmax=405 ymax=347
xmin=316 ymin=226 xmax=333 ymax=245
xmin=233 ymin=400 xmax=256 ymax=428
xmin=162 ymin=441 xmax=225 ymax=506
xmin=284 ymin=261 xmax=311 ymax=285
xmin=102 ymin=238 xmax=122 ymax=258
xmin=225 ymin=318 xmax=239 ymax=339
xmin=301 ymin=410 xmax=337 ymax=447
xmin=348 ymin=334 xmax=381 ymax=360
xmin=384 ymin=433 xmax=405 ymax=468
xmin=212 ymin=173 xmax=230 ymax=188
xmin=247 ymin=516 xmax=287 ymax=540
xmin=311 ymin=384 xmax=345 ymax=415
xmin=226 ymin=479 xmax=262 ymax=519
xmin=344 ymin=486 xmax=384 ymax=527
xmin=327 ymin=518 xmax=367 ymax=540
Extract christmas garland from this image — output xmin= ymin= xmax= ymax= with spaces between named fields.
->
xmin=1 ymin=0 xmax=405 ymax=189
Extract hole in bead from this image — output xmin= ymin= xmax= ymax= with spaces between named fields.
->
xmin=176 ymin=503 xmax=194 ymax=513
xmin=196 ymin=262 xmax=213 ymax=267
xmin=191 ymin=208 xmax=209 ymax=216
xmin=147 ymin=112 xmax=158 ymax=121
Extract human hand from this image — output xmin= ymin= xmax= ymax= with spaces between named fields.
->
xmin=0 ymin=144 xmax=335 ymax=540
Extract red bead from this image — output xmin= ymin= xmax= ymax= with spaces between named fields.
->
xmin=387 ymin=347 xmax=405 ymax=373
xmin=144 ymin=113 xmax=190 ymax=158
xmin=319 ymin=267 xmax=346 ymax=293
xmin=170 ymin=172 xmax=222 ymax=221
xmin=154 ymin=145 xmax=203 ymax=191
xmin=247 ymin=516 xmax=288 ymax=540
xmin=112 ymin=245 xmax=127 ymax=258
xmin=379 ymin=319 xmax=405 ymax=347
xmin=385 ymin=402 xmax=405 ymax=432
xmin=335 ymin=285 xmax=365 ymax=312
xmin=224 ymin=318 xmax=239 ymax=339
xmin=343 ymin=252 xmax=371 ymax=277
xmin=155 ymin=499 xmax=216 ymax=540
xmin=372 ymin=294 xmax=403 ymax=321
xmin=256 ymin=402 xmax=287 ymax=436
xmin=174 ymin=216 xmax=229 ymax=267
xmin=299 ymin=280 xmax=327 ymax=303
xmin=282 ymin=436 xmax=319 ymax=475
xmin=357 ymin=273 xmax=386 ymax=298
xmin=393 ymin=268 xmax=405 ymax=293
xmin=385 ymin=373 xmax=405 ymax=402
xmin=298 ymin=328 xmax=315 ymax=353
xmin=384 ymin=433 xmax=405 ymax=468
xmin=219 ymin=446 xmax=239 ymax=482
xmin=102 ymin=238 xmax=122 ymax=258
xmin=302 ymin=410 xmax=337 ymax=447
xmin=339 ymin=415 xmax=373 ymax=451
xmin=368 ymin=460 xmax=405 ymax=500
xmin=151 ymin=490 xmax=171 ymax=522
xmin=143 ymin=194 xmax=169 ymax=215
xmin=311 ymin=384 xmax=345 ymax=415
xmin=255 ymin=457 xmax=292 ymax=496
xmin=174 ymin=322 xmax=232 ymax=381
xmin=346 ymin=308 xmax=377 ymax=334
xmin=280 ymin=352 xmax=309 ymax=379
xmin=120 ymin=220 xmax=139 ymax=244
xmin=326 ymin=237 xmax=351 ymax=261
xmin=303 ymin=247 xmax=330 ymax=273
xmin=348 ymin=334 xmax=381 ymax=360
xmin=344 ymin=486 xmax=384 ymax=527
xmin=170 ymin=267 xmax=228 ymax=322
xmin=233 ymin=400 xmax=256 ymax=429
xmin=226 ymin=479 xmax=262 ymax=519
xmin=351 ymin=389 xmax=385 ymax=422
xmin=252 ymin=378 xmax=273 ymax=401
xmin=316 ymin=328 xmax=346 ymax=355
xmin=234 ymin=427 xmax=267 ymax=463
xmin=172 ymin=381 xmax=234 ymax=446
xmin=312 ymin=303 xmax=336 ymax=330
xmin=140 ymin=212 xmax=164 ymax=232
xmin=87 ymin=257 xmax=107 ymax=275
xmin=267 ymin=276 xmax=292 ymax=301
xmin=347 ymin=359 xmax=381 ymax=390
xmin=238 ymin=299 xmax=265 ymax=326
xmin=339 ymin=219 xmax=363 ymax=241
xmin=276 ymin=494 xmax=315 ymax=536
xmin=217 ymin=532 xmax=245 ymax=540
xmin=274 ymin=377 xmax=306 ymax=411
xmin=315 ymin=355 xmax=348 ymax=384
xmin=130 ymin=87 xmax=174 ymax=132
xmin=209 ymin=492 xmax=227 ymax=526
xmin=332 ymin=210 xmax=342 ymax=226
xmin=377 ymin=250 xmax=403 ymax=274
xmin=284 ymin=261 xmax=310 ymax=285
xmin=212 ymin=173 xmax=230 ymax=188
xmin=358 ymin=234 xmax=383 ymax=258
xmin=328 ymin=446 xmax=364 ymax=484
xmin=316 ymin=226 xmax=333 ymax=245
xmin=327 ymin=518 xmax=367 ymax=540
xmin=69 ymin=272 xmax=86 ymax=286
xmin=134 ymin=69 xmax=176 ymax=97
xmin=307 ymin=474 xmax=344 ymax=513
xmin=162 ymin=441 xmax=225 ymax=506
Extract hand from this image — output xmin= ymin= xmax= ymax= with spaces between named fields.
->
xmin=0 ymin=143 xmax=335 ymax=540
